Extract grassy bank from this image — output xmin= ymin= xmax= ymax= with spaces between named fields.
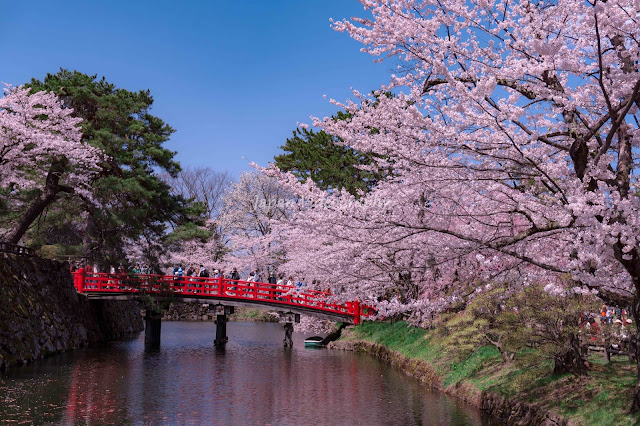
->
xmin=342 ymin=321 xmax=638 ymax=425
xmin=229 ymin=307 xmax=279 ymax=322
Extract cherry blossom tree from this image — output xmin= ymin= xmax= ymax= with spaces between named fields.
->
xmin=0 ymin=85 xmax=103 ymax=244
xmin=266 ymin=0 xmax=640 ymax=406
xmin=160 ymin=220 xmax=226 ymax=272
xmin=166 ymin=166 xmax=232 ymax=220
xmin=122 ymin=233 xmax=165 ymax=271
xmin=219 ymin=171 xmax=292 ymax=276
xmin=164 ymin=166 xmax=233 ymax=265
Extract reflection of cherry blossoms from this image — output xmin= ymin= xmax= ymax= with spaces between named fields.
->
xmin=295 ymin=316 xmax=338 ymax=334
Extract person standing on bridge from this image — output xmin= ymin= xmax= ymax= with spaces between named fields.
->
xmin=186 ymin=266 xmax=195 ymax=292
xmin=276 ymin=274 xmax=285 ymax=300
xmin=172 ymin=265 xmax=179 ymax=282
xmin=199 ymin=265 xmax=209 ymax=278
xmin=246 ymin=271 xmax=256 ymax=297
xmin=174 ymin=265 xmax=184 ymax=291
xmin=295 ymin=278 xmax=306 ymax=304
xmin=108 ymin=265 xmax=115 ymax=285
xmin=198 ymin=265 xmax=209 ymax=292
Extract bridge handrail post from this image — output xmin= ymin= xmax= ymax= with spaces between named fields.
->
xmin=77 ymin=268 xmax=86 ymax=293
xmin=353 ymin=301 xmax=361 ymax=325
xmin=72 ymin=270 xmax=78 ymax=292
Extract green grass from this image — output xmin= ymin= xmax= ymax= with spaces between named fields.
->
xmin=348 ymin=321 xmax=640 ymax=425
xmin=565 ymin=357 xmax=639 ymax=425
xmin=443 ymin=345 xmax=500 ymax=387
xmin=229 ymin=308 xmax=278 ymax=322
xmin=354 ymin=322 xmax=440 ymax=359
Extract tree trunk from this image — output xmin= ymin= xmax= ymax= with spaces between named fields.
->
xmin=489 ymin=338 xmax=514 ymax=363
xmin=82 ymin=210 xmax=99 ymax=266
xmin=581 ymin=342 xmax=589 ymax=358
xmin=629 ymin=334 xmax=637 ymax=363
xmin=630 ymin=301 xmax=640 ymax=413
xmin=5 ymin=159 xmax=71 ymax=244
xmin=500 ymin=350 xmax=515 ymax=363
xmin=603 ymin=333 xmax=611 ymax=363
xmin=554 ymin=333 xmax=588 ymax=375
xmin=630 ymin=329 xmax=640 ymax=412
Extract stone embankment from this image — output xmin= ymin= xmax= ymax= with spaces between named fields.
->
xmin=162 ymin=302 xmax=216 ymax=321
xmin=0 ymin=254 xmax=143 ymax=370
xmin=162 ymin=302 xmax=279 ymax=322
xmin=330 ymin=338 xmax=567 ymax=426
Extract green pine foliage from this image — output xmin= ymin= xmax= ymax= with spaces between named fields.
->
xmin=24 ymin=69 xmax=198 ymax=268
xmin=438 ymin=286 xmax=522 ymax=363
xmin=437 ymin=283 xmax=601 ymax=369
xmin=274 ymin=124 xmax=383 ymax=196
xmin=504 ymin=284 xmax=601 ymax=372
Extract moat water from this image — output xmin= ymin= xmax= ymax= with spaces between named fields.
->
xmin=0 ymin=321 xmax=498 ymax=425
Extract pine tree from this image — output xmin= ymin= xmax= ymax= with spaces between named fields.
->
xmin=26 ymin=69 xmax=193 ymax=267
xmin=274 ymin=121 xmax=382 ymax=197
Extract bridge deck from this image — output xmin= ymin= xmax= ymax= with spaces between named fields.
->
xmin=73 ymin=270 xmax=372 ymax=324
xmin=85 ymin=293 xmax=354 ymax=323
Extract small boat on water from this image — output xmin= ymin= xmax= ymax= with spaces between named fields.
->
xmin=304 ymin=336 xmax=324 ymax=348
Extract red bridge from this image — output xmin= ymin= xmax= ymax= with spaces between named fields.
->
xmin=72 ymin=269 xmax=372 ymax=347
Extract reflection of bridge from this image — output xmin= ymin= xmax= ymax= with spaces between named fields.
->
xmin=72 ymin=269 xmax=372 ymax=347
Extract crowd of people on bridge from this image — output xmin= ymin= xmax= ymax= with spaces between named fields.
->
xmin=170 ymin=265 xmax=305 ymax=289
xmin=167 ymin=264 xmax=334 ymax=302
xmin=70 ymin=260 xmax=334 ymax=303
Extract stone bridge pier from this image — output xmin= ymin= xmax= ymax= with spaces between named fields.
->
xmin=144 ymin=304 xmax=306 ymax=349
xmin=211 ymin=304 xmax=235 ymax=347
xmin=144 ymin=310 xmax=162 ymax=349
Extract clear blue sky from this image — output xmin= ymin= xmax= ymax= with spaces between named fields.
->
xmin=0 ymin=0 xmax=391 ymax=176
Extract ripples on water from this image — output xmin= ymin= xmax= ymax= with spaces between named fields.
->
xmin=0 ymin=322 xmax=497 ymax=425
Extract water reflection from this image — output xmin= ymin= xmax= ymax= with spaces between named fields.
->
xmin=0 ymin=322 xmax=496 ymax=425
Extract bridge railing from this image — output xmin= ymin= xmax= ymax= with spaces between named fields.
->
xmin=72 ymin=269 xmax=374 ymax=324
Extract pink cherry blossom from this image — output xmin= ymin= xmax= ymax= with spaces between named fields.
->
xmin=1 ymin=85 xmax=104 ymax=243
xmin=264 ymin=0 xmax=640 ymax=322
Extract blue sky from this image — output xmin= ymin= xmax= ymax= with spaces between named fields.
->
xmin=0 ymin=0 xmax=391 ymax=176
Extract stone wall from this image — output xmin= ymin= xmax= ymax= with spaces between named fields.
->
xmin=162 ymin=302 xmax=279 ymax=322
xmin=162 ymin=302 xmax=215 ymax=321
xmin=0 ymin=254 xmax=143 ymax=370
